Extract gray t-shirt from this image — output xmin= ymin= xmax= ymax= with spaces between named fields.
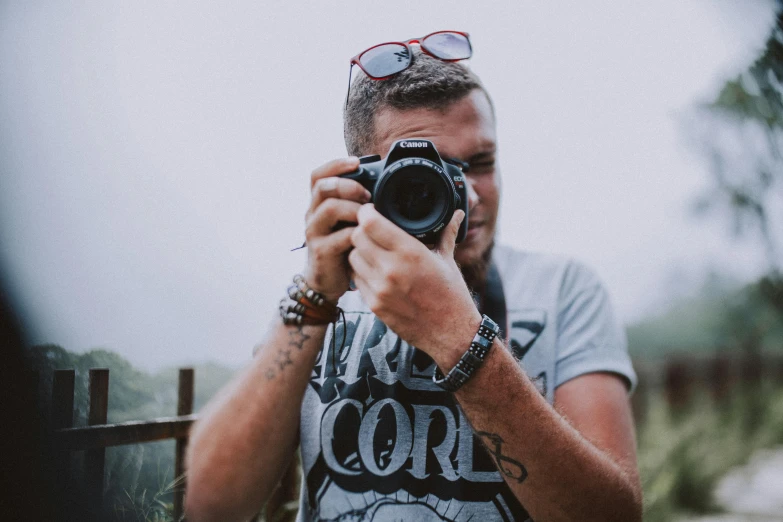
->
xmin=296 ymin=244 xmax=636 ymax=521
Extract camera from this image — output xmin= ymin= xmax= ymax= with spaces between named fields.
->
xmin=340 ymin=139 xmax=469 ymax=244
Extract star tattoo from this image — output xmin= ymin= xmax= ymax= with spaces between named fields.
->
xmin=288 ymin=326 xmax=311 ymax=351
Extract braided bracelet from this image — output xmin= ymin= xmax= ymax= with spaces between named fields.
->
xmin=293 ymin=275 xmax=337 ymax=311
xmin=279 ymin=274 xmax=346 ymax=373
xmin=279 ymin=275 xmax=340 ymax=326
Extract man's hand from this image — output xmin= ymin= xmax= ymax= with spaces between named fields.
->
xmin=348 ymin=204 xmax=481 ymax=362
xmin=303 ymin=157 xmax=371 ymax=302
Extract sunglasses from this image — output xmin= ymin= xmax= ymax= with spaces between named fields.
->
xmin=346 ymin=30 xmax=473 ymax=104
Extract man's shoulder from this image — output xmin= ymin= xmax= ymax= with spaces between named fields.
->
xmin=492 ymin=243 xmax=570 ymax=270
xmin=493 ymin=243 xmax=604 ymax=298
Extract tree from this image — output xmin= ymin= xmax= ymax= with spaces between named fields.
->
xmin=695 ymin=2 xmax=783 ymax=311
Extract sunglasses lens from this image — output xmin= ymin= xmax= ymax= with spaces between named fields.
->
xmin=422 ymin=32 xmax=472 ymax=60
xmin=359 ymin=43 xmax=411 ymax=78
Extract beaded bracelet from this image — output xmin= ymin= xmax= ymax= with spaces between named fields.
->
xmin=433 ymin=315 xmax=500 ymax=392
xmin=279 ymin=274 xmax=346 ymax=373
xmin=293 ymin=275 xmax=337 ymax=311
xmin=279 ymin=275 xmax=340 ymax=325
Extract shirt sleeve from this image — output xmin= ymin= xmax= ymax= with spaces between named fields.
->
xmin=554 ymin=260 xmax=637 ymax=393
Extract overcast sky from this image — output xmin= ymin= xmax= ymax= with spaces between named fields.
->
xmin=0 ymin=1 xmax=778 ymax=370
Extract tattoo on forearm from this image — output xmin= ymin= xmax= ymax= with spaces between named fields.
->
xmin=264 ymin=325 xmax=313 ymax=381
xmin=288 ymin=326 xmax=311 ymax=351
xmin=477 ymin=431 xmax=529 ymax=483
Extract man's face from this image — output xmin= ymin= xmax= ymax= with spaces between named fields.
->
xmin=372 ymin=89 xmax=500 ymax=270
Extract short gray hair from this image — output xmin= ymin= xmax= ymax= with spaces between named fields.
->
xmin=343 ymin=51 xmax=491 ymax=157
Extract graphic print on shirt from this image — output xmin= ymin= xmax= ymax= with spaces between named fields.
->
xmin=509 ymin=309 xmax=548 ymax=398
xmin=302 ymin=312 xmax=548 ymax=522
xmin=508 ymin=309 xmax=547 ymax=361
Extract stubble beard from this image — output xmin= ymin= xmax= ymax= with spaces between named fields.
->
xmin=458 ymin=238 xmax=495 ymax=299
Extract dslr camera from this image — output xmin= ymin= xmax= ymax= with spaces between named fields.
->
xmin=340 ymin=139 xmax=469 ymax=244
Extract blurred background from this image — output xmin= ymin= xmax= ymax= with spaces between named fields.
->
xmin=1 ymin=1 xmax=782 ymax=520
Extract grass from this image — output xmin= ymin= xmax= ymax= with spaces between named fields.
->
xmin=638 ymin=385 xmax=783 ymax=521
xmin=94 ymin=386 xmax=783 ymax=521
xmin=107 ymin=448 xmax=185 ymax=522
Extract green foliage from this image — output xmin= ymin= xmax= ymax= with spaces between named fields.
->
xmin=695 ymin=2 xmax=783 ymax=276
xmin=30 ymin=338 xmax=783 ymax=521
xmin=710 ymin=4 xmax=783 ymax=129
xmin=639 ymin=387 xmax=783 ymax=521
xmin=28 ymin=345 xmax=238 ymax=521
xmin=628 ymin=276 xmax=783 ymax=360
xmin=108 ymin=444 xmax=183 ymax=522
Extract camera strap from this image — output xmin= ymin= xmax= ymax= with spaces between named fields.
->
xmin=480 ymin=261 xmax=507 ymax=341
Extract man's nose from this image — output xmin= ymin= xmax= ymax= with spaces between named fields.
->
xmin=466 ymin=179 xmax=479 ymax=211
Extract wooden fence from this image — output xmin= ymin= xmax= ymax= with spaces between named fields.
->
xmin=631 ymin=352 xmax=783 ymax=425
xmin=48 ymin=352 xmax=782 ymax=520
xmin=49 ymin=367 xmax=297 ymax=522
xmin=51 ymin=368 xmax=195 ymax=520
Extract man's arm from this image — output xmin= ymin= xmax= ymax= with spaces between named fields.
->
xmin=348 ymin=204 xmax=642 ymax=522
xmin=185 ymin=322 xmax=326 ymax=521
xmin=185 ymin=157 xmax=370 ymax=521
xmin=453 ymin=348 xmax=641 ymax=522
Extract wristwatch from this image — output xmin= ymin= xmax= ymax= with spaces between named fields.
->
xmin=433 ymin=315 xmax=500 ymax=392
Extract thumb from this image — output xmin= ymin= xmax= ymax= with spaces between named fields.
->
xmin=436 ymin=209 xmax=465 ymax=256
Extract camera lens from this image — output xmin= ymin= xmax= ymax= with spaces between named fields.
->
xmin=393 ymin=177 xmax=437 ymax=221
xmin=375 ymin=163 xmax=452 ymax=236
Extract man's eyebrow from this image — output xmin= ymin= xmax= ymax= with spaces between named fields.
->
xmin=466 ymin=150 xmax=496 ymax=163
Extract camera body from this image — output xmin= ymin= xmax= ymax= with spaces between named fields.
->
xmin=340 ymin=139 xmax=469 ymax=244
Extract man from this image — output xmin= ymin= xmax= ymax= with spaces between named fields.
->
xmin=186 ymin=33 xmax=642 ymax=522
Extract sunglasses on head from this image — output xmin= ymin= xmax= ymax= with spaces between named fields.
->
xmin=346 ymin=30 xmax=473 ymax=104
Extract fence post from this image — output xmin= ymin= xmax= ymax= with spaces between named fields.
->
xmin=777 ymin=356 xmax=783 ymax=387
xmin=174 ymin=368 xmax=194 ymax=522
xmin=741 ymin=351 xmax=763 ymax=390
xmin=52 ymin=370 xmax=76 ymax=431
xmin=664 ymin=358 xmax=692 ymax=416
xmin=741 ymin=352 xmax=764 ymax=433
xmin=85 ymin=368 xmax=109 ymax=515
xmin=52 ymin=369 xmax=76 ymax=485
xmin=708 ymin=354 xmax=732 ymax=406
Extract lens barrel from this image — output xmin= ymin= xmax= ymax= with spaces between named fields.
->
xmin=374 ymin=159 xmax=455 ymax=239
xmin=339 ymin=139 xmax=469 ymax=244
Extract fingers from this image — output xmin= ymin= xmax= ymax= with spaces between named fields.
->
xmin=306 ymin=199 xmax=363 ymax=239
xmin=347 ymin=247 xmax=375 ymax=276
xmin=307 ymin=158 xmax=370 ymax=223
xmin=310 ymin=157 xmax=360 ymax=188
xmin=309 ymin=226 xmax=354 ymax=262
xmin=301 ymin=157 xmax=366 ymax=303
xmin=350 ymin=271 xmax=372 ymax=302
xmin=356 ymin=204 xmax=409 ymax=251
xmin=350 ymin=219 xmax=385 ymax=253
xmin=435 ymin=209 xmax=465 ymax=256
xmin=309 ymin=176 xmax=371 ymax=213
xmin=350 ymin=220 xmax=398 ymax=272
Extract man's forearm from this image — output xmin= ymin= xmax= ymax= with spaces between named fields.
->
xmin=185 ymin=322 xmax=326 ymax=522
xmin=451 ymin=341 xmax=642 ymax=522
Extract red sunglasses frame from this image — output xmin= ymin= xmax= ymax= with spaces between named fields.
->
xmin=346 ymin=30 xmax=472 ymax=104
xmin=351 ymin=30 xmax=472 ymax=80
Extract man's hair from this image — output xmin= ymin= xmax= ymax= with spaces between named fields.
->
xmin=343 ymin=51 xmax=491 ymax=157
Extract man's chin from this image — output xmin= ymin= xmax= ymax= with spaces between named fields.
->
xmin=456 ymin=232 xmax=492 ymax=263
xmin=456 ymin=238 xmax=495 ymax=292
